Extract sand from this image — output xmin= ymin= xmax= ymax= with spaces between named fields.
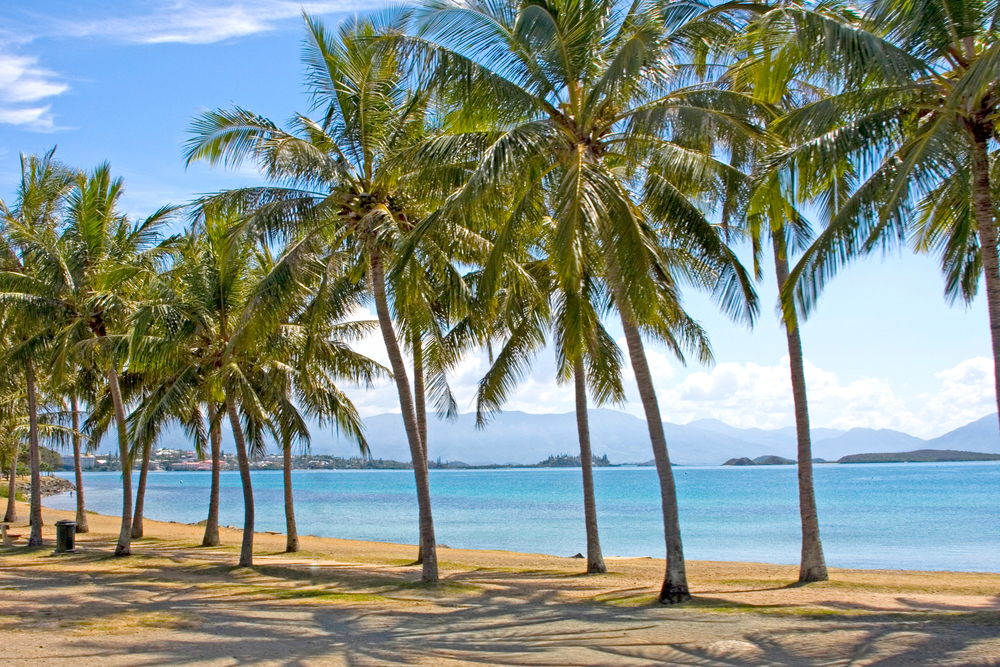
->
xmin=1 ymin=501 xmax=998 ymax=666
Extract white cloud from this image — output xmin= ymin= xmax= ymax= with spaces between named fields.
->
xmin=0 ymin=52 xmax=68 ymax=131
xmin=323 ymin=309 xmax=996 ymax=438
xmin=621 ymin=354 xmax=995 ymax=438
xmin=65 ymin=1 xmax=375 ymax=45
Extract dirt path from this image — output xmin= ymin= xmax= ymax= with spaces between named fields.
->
xmin=2 ymin=503 xmax=998 ymax=665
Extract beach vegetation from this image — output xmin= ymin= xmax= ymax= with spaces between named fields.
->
xmin=0 ymin=0 xmax=996 ymax=608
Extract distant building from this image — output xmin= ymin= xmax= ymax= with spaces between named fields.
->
xmin=167 ymin=460 xmax=226 ymax=471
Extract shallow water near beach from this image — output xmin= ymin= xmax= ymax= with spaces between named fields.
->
xmin=47 ymin=462 xmax=999 ymax=572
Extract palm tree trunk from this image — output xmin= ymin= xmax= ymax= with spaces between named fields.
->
xmin=618 ymin=316 xmax=690 ymax=603
xmin=574 ymin=357 xmax=606 ymax=574
xmin=283 ymin=438 xmax=298 ymax=553
xmin=371 ymin=250 xmax=437 ymax=583
xmin=71 ymin=395 xmax=88 ymax=533
xmin=202 ymin=401 xmax=221 ymax=547
xmin=131 ymin=438 xmax=153 ymax=539
xmin=3 ymin=444 xmax=17 ymax=523
xmin=226 ymin=401 xmax=254 ymax=568
xmin=26 ymin=361 xmax=43 ymax=546
xmin=108 ymin=365 xmax=132 ymax=556
xmin=772 ymin=233 xmax=828 ymax=583
xmin=413 ymin=336 xmax=427 ymax=564
xmin=970 ymin=131 xmax=1000 ymax=428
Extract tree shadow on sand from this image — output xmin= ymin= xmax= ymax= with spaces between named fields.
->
xmin=2 ymin=541 xmax=999 ymax=666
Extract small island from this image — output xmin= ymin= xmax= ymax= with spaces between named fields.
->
xmin=723 ymin=455 xmax=797 ymax=466
xmin=836 ymin=449 xmax=1000 ymax=464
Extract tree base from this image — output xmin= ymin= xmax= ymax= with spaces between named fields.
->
xmin=798 ymin=566 xmax=829 ymax=583
xmin=587 ymin=562 xmax=608 ymax=574
xmin=658 ymin=582 xmax=692 ymax=604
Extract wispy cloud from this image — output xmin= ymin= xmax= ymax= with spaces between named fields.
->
xmin=0 ymin=52 xmax=68 ymax=131
xmin=65 ymin=1 xmax=374 ymax=45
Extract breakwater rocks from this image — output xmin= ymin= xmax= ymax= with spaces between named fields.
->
xmin=11 ymin=476 xmax=76 ymax=498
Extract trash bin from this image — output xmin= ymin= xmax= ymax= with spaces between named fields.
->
xmin=54 ymin=520 xmax=77 ymax=553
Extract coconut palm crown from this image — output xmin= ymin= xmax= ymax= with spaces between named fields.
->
xmin=396 ymin=0 xmax=759 ymax=601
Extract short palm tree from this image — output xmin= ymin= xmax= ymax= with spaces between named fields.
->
xmin=402 ymin=0 xmax=757 ymax=601
xmin=474 ymin=253 xmax=627 ymax=574
xmin=5 ymin=163 xmax=177 ymax=555
xmin=0 ymin=148 xmax=76 ymax=545
xmin=746 ymin=0 xmax=1000 ymax=425
xmin=129 ymin=210 xmax=382 ymax=566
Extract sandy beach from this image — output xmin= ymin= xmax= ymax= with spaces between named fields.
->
xmin=1 ymin=501 xmax=998 ymax=666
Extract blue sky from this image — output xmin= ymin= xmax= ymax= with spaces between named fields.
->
xmin=1 ymin=0 xmax=994 ymax=438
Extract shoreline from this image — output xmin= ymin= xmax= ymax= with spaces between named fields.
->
xmin=3 ymin=500 xmax=999 ymax=665
xmin=18 ymin=500 xmax=1000 ymax=580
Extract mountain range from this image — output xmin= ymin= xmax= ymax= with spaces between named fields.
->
xmin=138 ymin=409 xmax=1000 ymax=467
xmin=305 ymin=409 xmax=1000 ymax=466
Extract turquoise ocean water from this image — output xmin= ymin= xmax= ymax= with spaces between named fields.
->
xmin=46 ymin=462 xmax=999 ymax=572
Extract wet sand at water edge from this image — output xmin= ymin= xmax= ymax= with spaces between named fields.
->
xmin=1 ymin=502 xmax=998 ymax=666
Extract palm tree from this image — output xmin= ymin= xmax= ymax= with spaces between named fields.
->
xmin=4 ymin=163 xmax=178 ymax=555
xmin=0 ymin=360 xmax=27 ymax=524
xmin=183 ymin=15 xmax=473 ymax=582
xmin=129 ymin=210 xmax=382 ymax=566
xmin=402 ymin=0 xmax=757 ymax=601
xmin=475 ymin=261 xmax=628 ymax=574
xmin=693 ymin=9 xmax=834 ymax=581
xmin=0 ymin=148 xmax=76 ymax=545
xmin=54 ymin=369 xmax=98 ymax=533
xmin=743 ymin=0 xmax=1000 ymax=426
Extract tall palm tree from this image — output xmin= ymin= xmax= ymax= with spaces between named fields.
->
xmin=694 ymin=8 xmax=835 ymax=581
xmin=184 ymin=15 xmax=475 ymax=582
xmin=0 ymin=148 xmax=76 ymax=545
xmin=744 ymin=0 xmax=1000 ymax=426
xmin=401 ymin=0 xmax=757 ymax=601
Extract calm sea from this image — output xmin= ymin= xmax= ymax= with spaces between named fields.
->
xmin=46 ymin=462 xmax=999 ymax=572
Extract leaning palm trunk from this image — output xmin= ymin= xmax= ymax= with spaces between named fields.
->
xmin=371 ymin=251 xmax=438 ymax=582
xmin=413 ymin=339 xmax=428 ymax=564
xmin=618 ymin=316 xmax=690 ymax=602
xmin=4 ymin=438 xmax=18 ymax=523
xmin=772 ymin=234 xmax=828 ymax=583
xmin=226 ymin=401 xmax=255 ymax=567
xmin=71 ymin=396 xmax=89 ymax=533
xmin=108 ymin=365 xmax=133 ymax=556
xmin=574 ymin=357 xmax=606 ymax=574
xmin=26 ymin=362 xmax=43 ymax=546
xmin=131 ymin=439 xmax=153 ymax=539
xmin=202 ymin=402 xmax=221 ymax=547
xmin=969 ymin=134 xmax=1000 ymax=429
xmin=283 ymin=440 xmax=298 ymax=553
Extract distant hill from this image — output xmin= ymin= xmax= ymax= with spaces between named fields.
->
xmin=810 ymin=427 xmax=926 ymax=461
xmin=113 ymin=409 xmax=1000 ymax=467
xmin=924 ymin=414 xmax=1000 ymax=454
xmin=837 ymin=449 xmax=1000 ymax=464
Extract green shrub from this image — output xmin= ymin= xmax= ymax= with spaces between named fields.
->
xmin=0 ymin=484 xmax=26 ymax=502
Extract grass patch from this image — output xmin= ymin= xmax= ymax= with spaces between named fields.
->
xmin=66 ymin=610 xmax=202 ymax=635
xmin=271 ymin=588 xmax=390 ymax=604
